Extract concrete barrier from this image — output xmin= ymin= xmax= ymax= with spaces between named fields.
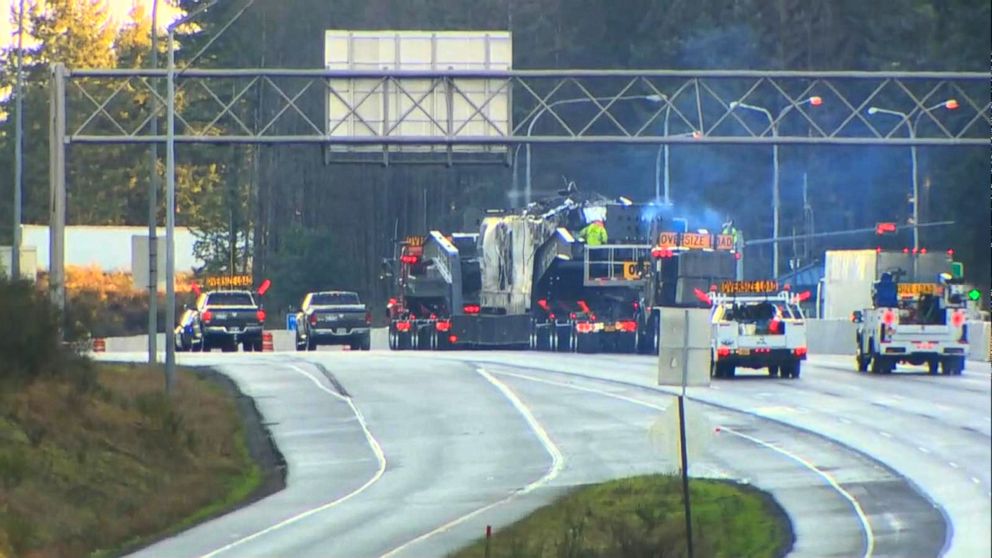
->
xmin=967 ymin=320 xmax=990 ymax=362
xmin=806 ymin=319 xmax=858 ymax=356
xmin=103 ymin=328 xmax=389 ymax=353
xmin=804 ymin=319 xmax=991 ymax=361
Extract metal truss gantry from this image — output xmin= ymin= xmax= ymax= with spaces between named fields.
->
xmin=60 ymin=67 xmax=990 ymax=146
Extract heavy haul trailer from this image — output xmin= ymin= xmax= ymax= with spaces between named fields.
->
xmin=388 ymin=196 xmax=659 ymax=351
xmin=388 ymin=193 xmax=739 ymax=353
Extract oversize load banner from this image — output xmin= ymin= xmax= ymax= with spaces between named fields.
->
xmin=720 ymin=280 xmax=778 ymax=294
xmin=204 ymin=275 xmax=253 ymax=288
xmin=657 ymin=232 xmax=735 ymax=251
xmin=897 ymin=283 xmax=943 ymax=296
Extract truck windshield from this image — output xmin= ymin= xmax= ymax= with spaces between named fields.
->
xmin=206 ymin=292 xmax=255 ymax=306
xmin=312 ymin=292 xmax=360 ymax=305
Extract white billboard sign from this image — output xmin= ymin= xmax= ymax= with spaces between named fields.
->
xmin=325 ymin=30 xmax=511 ymax=153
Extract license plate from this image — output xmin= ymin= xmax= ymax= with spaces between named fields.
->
xmin=604 ymin=325 xmax=616 ymax=332
xmin=738 ymin=348 xmax=750 ymax=356
xmin=215 ymin=312 xmax=228 ymax=319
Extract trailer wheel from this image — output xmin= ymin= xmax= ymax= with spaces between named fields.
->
xmin=928 ymin=359 xmax=940 ymax=375
xmin=767 ymin=365 xmax=779 ymax=377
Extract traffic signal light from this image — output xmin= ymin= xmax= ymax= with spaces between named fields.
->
xmin=875 ymin=222 xmax=897 ymax=235
xmin=968 ymin=288 xmax=981 ymax=302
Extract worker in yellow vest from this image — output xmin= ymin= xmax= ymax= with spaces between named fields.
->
xmin=579 ymin=219 xmax=608 ymax=246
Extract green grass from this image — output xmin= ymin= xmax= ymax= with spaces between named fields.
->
xmin=450 ymin=475 xmax=792 ymax=558
xmin=0 ymin=363 xmax=263 ymax=558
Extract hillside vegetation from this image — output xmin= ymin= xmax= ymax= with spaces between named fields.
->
xmin=0 ymin=280 xmax=261 ymax=558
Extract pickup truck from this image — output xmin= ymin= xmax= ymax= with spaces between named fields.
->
xmin=188 ymin=290 xmax=266 ymax=352
xmin=853 ymin=282 xmax=969 ymax=375
xmin=709 ymin=291 xmax=808 ymax=379
xmin=294 ymin=291 xmax=371 ymax=351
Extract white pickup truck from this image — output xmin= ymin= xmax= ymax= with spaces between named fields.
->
xmin=709 ymin=290 xmax=808 ymax=379
xmin=853 ymin=282 xmax=969 ymax=375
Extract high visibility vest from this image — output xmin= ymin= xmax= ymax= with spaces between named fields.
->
xmin=580 ymin=222 xmax=608 ymax=246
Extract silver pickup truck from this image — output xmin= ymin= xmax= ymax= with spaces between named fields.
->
xmin=294 ymin=291 xmax=371 ymax=351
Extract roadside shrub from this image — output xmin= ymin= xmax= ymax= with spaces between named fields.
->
xmin=0 ymin=279 xmax=92 ymax=387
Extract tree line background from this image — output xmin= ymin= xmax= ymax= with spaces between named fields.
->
xmin=0 ymin=0 xmax=988 ymax=319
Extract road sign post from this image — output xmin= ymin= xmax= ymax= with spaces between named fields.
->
xmin=658 ymin=307 xmax=710 ymax=558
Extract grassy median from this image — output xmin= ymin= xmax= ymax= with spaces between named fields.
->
xmin=0 ymin=363 xmax=264 ymax=558
xmin=450 ymin=475 xmax=792 ymax=558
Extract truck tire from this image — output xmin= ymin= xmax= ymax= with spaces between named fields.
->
xmin=871 ymin=355 xmax=892 ymax=374
xmin=783 ymin=360 xmax=801 ymax=379
xmin=928 ymin=359 xmax=940 ymax=375
xmin=714 ymin=361 xmax=734 ymax=378
xmin=242 ymin=340 xmax=254 ymax=352
xmin=296 ymin=332 xmax=305 ymax=351
xmin=767 ymin=365 xmax=779 ymax=377
xmin=855 ymin=351 xmax=869 ymax=373
xmin=941 ymin=357 xmax=964 ymax=375
xmin=306 ymin=337 xmax=317 ymax=351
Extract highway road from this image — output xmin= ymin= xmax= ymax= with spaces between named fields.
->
xmin=104 ymin=350 xmax=990 ymax=558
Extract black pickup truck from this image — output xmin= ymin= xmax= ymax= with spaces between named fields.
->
xmin=294 ymin=291 xmax=371 ymax=351
xmin=188 ymin=290 xmax=266 ymax=352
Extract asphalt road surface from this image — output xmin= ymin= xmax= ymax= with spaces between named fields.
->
xmin=101 ymin=350 xmax=990 ymax=558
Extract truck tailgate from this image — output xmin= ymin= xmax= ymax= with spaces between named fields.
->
xmin=207 ymin=307 xmax=260 ymax=327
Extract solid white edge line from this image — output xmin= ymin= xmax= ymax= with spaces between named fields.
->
xmin=721 ymin=426 xmax=875 ymax=558
xmin=377 ymin=367 xmax=564 ymax=558
xmin=198 ymin=364 xmax=387 ymax=558
xmin=492 ymin=368 xmax=876 ymax=558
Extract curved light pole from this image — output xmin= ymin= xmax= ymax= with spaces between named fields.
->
xmin=730 ymin=96 xmax=822 ymax=278
xmin=867 ymin=99 xmax=959 ymax=251
xmin=523 ymin=94 xmax=663 ymax=203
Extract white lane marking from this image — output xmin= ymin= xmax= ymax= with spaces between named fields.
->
xmin=378 ymin=367 xmax=564 ymax=558
xmin=948 ymin=462 xmax=959 ymax=469
xmin=492 ymin=369 xmax=876 ymax=558
xmin=971 ymin=477 xmax=981 ymax=485
xmin=720 ymin=426 xmax=875 ymax=558
xmin=918 ymin=446 xmax=931 ymax=454
xmin=839 ymin=418 xmax=853 ymax=425
xmin=879 ymin=431 xmax=892 ymax=439
xmin=199 ymin=364 xmax=387 ymax=558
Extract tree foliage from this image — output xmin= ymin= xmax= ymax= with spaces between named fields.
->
xmin=1 ymin=0 xmax=988 ymax=313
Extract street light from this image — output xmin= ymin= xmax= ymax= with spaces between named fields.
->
xmin=522 ymin=94 xmax=664 ymax=203
xmin=654 ymin=128 xmax=702 ymax=206
xmin=729 ymin=96 xmax=823 ymax=278
xmin=164 ymin=0 xmax=223 ymax=393
xmin=867 ymin=99 xmax=959 ymax=251
xmin=163 ymin=0 xmax=255 ymax=392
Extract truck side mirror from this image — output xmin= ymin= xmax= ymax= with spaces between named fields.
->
xmin=851 ymin=310 xmax=862 ymax=323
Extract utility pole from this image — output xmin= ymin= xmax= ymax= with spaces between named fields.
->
xmin=12 ymin=0 xmax=25 ymax=280
xmin=148 ymin=0 xmax=160 ymax=364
